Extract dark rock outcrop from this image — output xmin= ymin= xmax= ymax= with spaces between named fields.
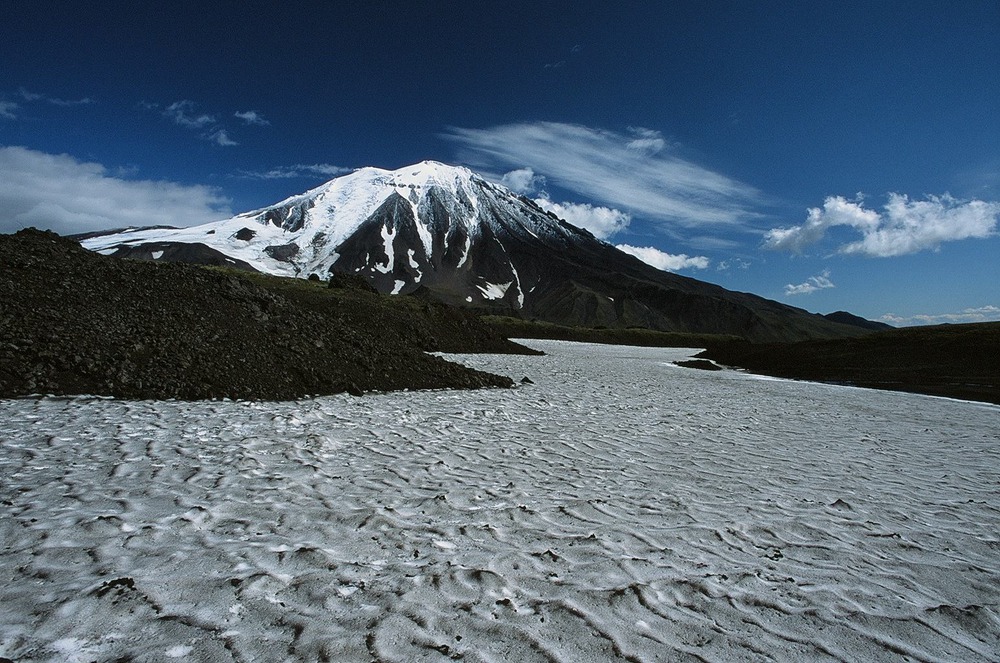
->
xmin=697 ymin=322 xmax=1000 ymax=405
xmin=0 ymin=229 xmax=515 ymax=400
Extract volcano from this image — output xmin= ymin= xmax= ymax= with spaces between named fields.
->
xmin=81 ymin=161 xmax=863 ymax=342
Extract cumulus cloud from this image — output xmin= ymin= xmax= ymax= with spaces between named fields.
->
xmin=0 ymin=146 xmax=231 ymax=235
xmin=443 ymin=121 xmax=761 ymax=227
xmin=880 ymin=305 xmax=1000 ymax=327
xmin=162 ymin=100 xmax=216 ymax=128
xmin=615 ymin=244 xmax=710 ymax=272
xmin=784 ymin=270 xmax=835 ymax=296
xmin=533 ymin=197 xmax=630 ymax=239
xmin=765 ymin=194 xmax=1000 ymax=257
xmin=237 ymin=164 xmax=353 ymax=179
xmin=500 ymin=167 xmax=546 ymax=195
xmin=234 ymin=110 xmax=269 ymax=126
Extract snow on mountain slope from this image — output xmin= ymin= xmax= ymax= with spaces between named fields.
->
xmin=82 ymin=161 xmax=587 ymax=310
xmin=80 ymin=161 xmax=866 ymax=341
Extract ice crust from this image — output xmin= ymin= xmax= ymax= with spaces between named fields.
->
xmin=2 ymin=341 xmax=999 ymax=661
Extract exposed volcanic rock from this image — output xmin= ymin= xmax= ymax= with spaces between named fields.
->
xmin=96 ymin=241 xmax=257 ymax=271
xmin=697 ymin=322 xmax=1000 ymax=405
xmin=81 ymin=161 xmax=868 ymax=342
xmin=0 ymin=229 xmax=515 ymax=400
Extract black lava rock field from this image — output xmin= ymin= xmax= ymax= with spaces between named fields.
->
xmin=0 ymin=229 xmax=519 ymax=400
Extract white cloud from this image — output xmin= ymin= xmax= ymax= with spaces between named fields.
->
xmin=17 ymin=88 xmax=42 ymax=102
xmin=880 ymin=305 xmax=1000 ymax=327
xmin=716 ymin=258 xmax=750 ymax=271
xmin=234 ymin=110 xmax=269 ymax=126
xmin=534 ymin=197 xmax=630 ymax=239
xmin=206 ymin=128 xmax=238 ymax=147
xmin=615 ymin=244 xmax=710 ymax=272
xmin=625 ymin=127 xmax=667 ymax=154
xmin=765 ymin=193 xmax=1000 ymax=257
xmin=443 ymin=121 xmax=761 ymax=227
xmin=19 ymin=88 xmax=96 ymax=107
xmin=784 ymin=270 xmax=835 ymax=296
xmin=500 ymin=167 xmax=545 ymax=195
xmin=163 ymin=100 xmax=216 ymax=128
xmin=48 ymin=96 xmax=96 ymax=107
xmin=0 ymin=101 xmax=17 ymax=119
xmin=237 ymin=164 xmax=353 ymax=179
xmin=0 ymin=146 xmax=231 ymax=235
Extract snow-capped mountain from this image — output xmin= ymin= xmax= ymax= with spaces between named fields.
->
xmin=81 ymin=161 xmax=861 ymax=341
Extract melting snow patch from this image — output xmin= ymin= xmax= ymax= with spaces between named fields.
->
xmin=374 ymin=224 xmax=396 ymax=274
xmin=406 ymin=248 xmax=422 ymax=281
xmin=166 ymin=645 xmax=194 ymax=658
xmin=151 ymin=251 xmax=164 ymax=260
xmin=476 ymin=281 xmax=512 ymax=300
xmin=392 ymin=280 xmax=406 ymax=295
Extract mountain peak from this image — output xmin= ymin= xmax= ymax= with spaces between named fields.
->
xmin=376 ymin=160 xmax=483 ymax=190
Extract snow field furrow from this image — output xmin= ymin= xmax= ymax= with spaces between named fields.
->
xmin=1 ymin=340 xmax=999 ymax=661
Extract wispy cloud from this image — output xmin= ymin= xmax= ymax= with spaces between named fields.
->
xmin=880 ymin=305 xmax=1000 ymax=327
xmin=784 ymin=270 xmax=835 ymax=296
xmin=149 ymin=100 xmax=244 ymax=147
xmin=444 ymin=121 xmax=761 ymax=227
xmin=206 ymin=128 xmax=238 ymax=147
xmin=162 ymin=100 xmax=216 ymax=128
xmin=0 ymin=146 xmax=231 ymax=235
xmin=0 ymin=101 xmax=18 ymax=119
xmin=18 ymin=87 xmax=95 ymax=106
xmin=2 ymin=88 xmax=96 ymax=119
xmin=544 ymin=44 xmax=582 ymax=69
xmin=625 ymin=127 xmax=668 ymax=154
xmin=615 ymin=244 xmax=710 ymax=272
xmin=765 ymin=193 xmax=1000 ymax=257
xmin=716 ymin=258 xmax=751 ymax=271
xmin=234 ymin=110 xmax=269 ymax=126
xmin=534 ymin=197 xmax=630 ymax=239
xmin=236 ymin=164 xmax=354 ymax=180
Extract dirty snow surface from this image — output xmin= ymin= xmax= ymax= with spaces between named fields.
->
xmin=2 ymin=340 xmax=999 ymax=662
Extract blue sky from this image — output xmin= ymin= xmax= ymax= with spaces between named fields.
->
xmin=2 ymin=1 xmax=998 ymax=325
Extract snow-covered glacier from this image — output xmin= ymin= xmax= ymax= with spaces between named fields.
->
xmin=2 ymin=341 xmax=999 ymax=661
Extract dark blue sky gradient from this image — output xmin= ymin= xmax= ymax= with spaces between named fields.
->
xmin=2 ymin=1 xmax=998 ymax=323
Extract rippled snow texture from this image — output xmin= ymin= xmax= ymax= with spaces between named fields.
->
xmin=2 ymin=341 xmax=999 ymax=662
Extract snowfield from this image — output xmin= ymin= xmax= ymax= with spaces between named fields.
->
xmin=2 ymin=340 xmax=999 ymax=662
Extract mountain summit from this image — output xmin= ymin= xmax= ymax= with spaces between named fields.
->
xmin=82 ymin=161 xmax=862 ymax=341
